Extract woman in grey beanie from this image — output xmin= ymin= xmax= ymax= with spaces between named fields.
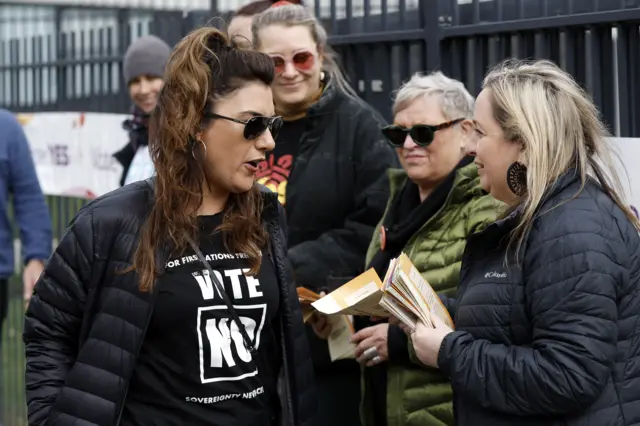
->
xmin=113 ymin=35 xmax=171 ymax=187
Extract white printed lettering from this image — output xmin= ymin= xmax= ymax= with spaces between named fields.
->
xmin=485 ymin=271 xmax=507 ymax=279
xmin=205 ymin=316 xmax=257 ymax=368
xmin=244 ymin=269 xmax=263 ymax=298
xmin=206 ymin=318 xmax=235 ymax=368
xmin=193 ymin=270 xmax=224 ymax=300
xmin=166 ymin=259 xmax=180 ymax=268
xmin=225 ymin=268 xmax=244 ymax=299
xmin=181 ymin=254 xmax=198 ymax=265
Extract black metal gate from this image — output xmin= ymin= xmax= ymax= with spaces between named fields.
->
xmin=315 ymin=0 xmax=640 ymax=137
xmin=0 ymin=3 xmax=211 ymax=113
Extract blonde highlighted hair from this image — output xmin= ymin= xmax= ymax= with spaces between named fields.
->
xmin=483 ymin=59 xmax=640 ymax=257
xmin=250 ymin=4 xmax=360 ymax=102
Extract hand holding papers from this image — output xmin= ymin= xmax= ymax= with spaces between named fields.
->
xmin=297 ymin=286 xmax=321 ymax=323
xmin=297 ymin=287 xmax=356 ymax=361
xmin=311 ymin=253 xmax=454 ymax=332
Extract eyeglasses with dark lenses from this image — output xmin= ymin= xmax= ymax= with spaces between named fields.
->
xmin=205 ymin=113 xmax=283 ymax=140
xmin=381 ymin=118 xmax=465 ymax=148
xmin=271 ymin=51 xmax=315 ymax=74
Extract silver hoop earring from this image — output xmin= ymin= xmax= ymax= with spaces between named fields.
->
xmin=191 ymin=139 xmax=207 ymax=160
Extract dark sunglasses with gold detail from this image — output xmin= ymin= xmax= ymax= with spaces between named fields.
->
xmin=381 ymin=118 xmax=464 ymax=148
xmin=204 ymin=112 xmax=283 ymax=140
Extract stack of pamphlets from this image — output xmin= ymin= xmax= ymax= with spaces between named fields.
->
xmin=309 ymin=253 xmax=454 ymax=332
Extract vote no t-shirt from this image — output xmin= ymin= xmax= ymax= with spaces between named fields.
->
xmin=120 ymin=213 xmax=282 ymax=426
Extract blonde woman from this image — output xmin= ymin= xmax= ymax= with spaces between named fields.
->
xmin=251 ymin=4 xmax=398 ymax=426
xmin=404 ymin=59 xmax=640 ymax=425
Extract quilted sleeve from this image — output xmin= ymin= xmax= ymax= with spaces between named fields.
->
xmin=464 ymin=194 xmax=502 ymax=236
xmin=437 ymin=210 xmax=621 ymax=416
xmin=23 ymin=208 xmax=94 ymax=425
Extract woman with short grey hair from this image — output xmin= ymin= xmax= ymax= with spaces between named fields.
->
xmin=344 ymin=71 xmax=502 ymax=426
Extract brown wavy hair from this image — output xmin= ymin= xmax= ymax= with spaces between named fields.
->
xmin=132 ymin=27 xmax=275 ymax=292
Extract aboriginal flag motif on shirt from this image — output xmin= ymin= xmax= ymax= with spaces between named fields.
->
xmin=256 ymin=118 xmax=306 ymax=206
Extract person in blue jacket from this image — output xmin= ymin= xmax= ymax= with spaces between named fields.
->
xmin=0 ymin=109 xmax=52 ymax=339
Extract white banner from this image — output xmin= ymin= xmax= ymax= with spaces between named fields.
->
xmin=17 ymin=112 xmax=128 ymax=199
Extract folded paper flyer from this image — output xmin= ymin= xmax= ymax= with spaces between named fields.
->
xmin=310 ymin=253 xmax=454 ymax=332
xmin=297 ymin=287 xmax=356 ymax=361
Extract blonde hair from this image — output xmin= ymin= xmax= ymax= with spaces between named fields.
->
xmin=484 ymin=59 xmax=640 ymax=258
xmin=251 ymin=4 xmax=360 ymax=102
xmin=393 ymin=71 xmax=475 ymax=119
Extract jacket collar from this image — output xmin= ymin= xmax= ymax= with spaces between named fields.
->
xmin=488 ymin=168 xmax=583 ymax=239
xmin=505 ymin=167 xmax=582 ymax=220
xmin=386 ymin=158 xmax=486 ymax=208
xmin=307 ymin=81 xmax=341 ymax=118
xmin=258 ymin=184 xmax=281 ymax=224
xmin=542 ymin=167 xmax=582 ymax=201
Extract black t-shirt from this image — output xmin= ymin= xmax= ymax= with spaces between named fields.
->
xmin=256 ymin=117 xmax=306 ymax=206
xmin=120 ymin=213 xmax=282 ymax=426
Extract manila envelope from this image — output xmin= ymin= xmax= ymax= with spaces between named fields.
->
xmin=311 ymin=268 xmax=390 ymax=318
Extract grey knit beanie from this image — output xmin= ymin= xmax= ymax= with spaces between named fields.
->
xmin=123 ymin=35 xmax=171 ymax=85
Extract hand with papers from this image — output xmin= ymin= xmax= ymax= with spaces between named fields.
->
xmin=309 ymin=297 xmax=332 ymax=339
xmin=311 ymin=314 xmax=333 ymax=339
xmin=297 ymin=287 xmax=357 ymax=361
xmin=406 ymin=311 xmax=454 ymax=368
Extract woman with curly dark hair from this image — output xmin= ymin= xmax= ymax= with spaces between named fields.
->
xmin=23 ymin=26 xmax=316 ymax=426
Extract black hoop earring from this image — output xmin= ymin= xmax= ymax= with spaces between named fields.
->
xmin=507 ymin=161 xmax=527 ymax=196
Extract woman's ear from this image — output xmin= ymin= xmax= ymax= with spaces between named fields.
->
xmin=460 ymin=119 xmax=474 ymax=135
xmin=316 ymin=44 xmax=324 ymax=67
xmin=517 ymin=145 xmax=528 ymax=167
xmin=459 ymin=119 xmax=475 ymax=149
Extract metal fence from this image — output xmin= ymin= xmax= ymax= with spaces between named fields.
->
xmin=318 ymin=0 xmax=640 ymax=136
xmin=2 ymin=0 xmax=640 ymax=424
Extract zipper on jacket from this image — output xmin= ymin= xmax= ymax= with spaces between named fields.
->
xmin=267 ymin=215 xmax=296 ymax=425
xmin=279 ymin=314 xmax=295 ymax=425
xmin=115 ymin=288 xmax=159 ymax=426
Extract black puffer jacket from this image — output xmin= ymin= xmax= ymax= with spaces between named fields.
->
xmin=23 ymin=179 xmax=316 ymax=426
xmin=437 ymin=170 xmax=640 ymax=425
xmin=284 ymin=85 xmax=397 ymax=293
xmin=282 ymin=85 xmax=398 ymax=371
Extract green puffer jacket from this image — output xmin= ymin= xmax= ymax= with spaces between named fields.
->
xmin=360 ymin=162 xmax=503 ymax=426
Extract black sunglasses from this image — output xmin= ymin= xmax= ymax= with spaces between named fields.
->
xmin=205 ymin=113 xmax=283 ymax=140
xmin=381 ymin=118 xmax=464 ymax=148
